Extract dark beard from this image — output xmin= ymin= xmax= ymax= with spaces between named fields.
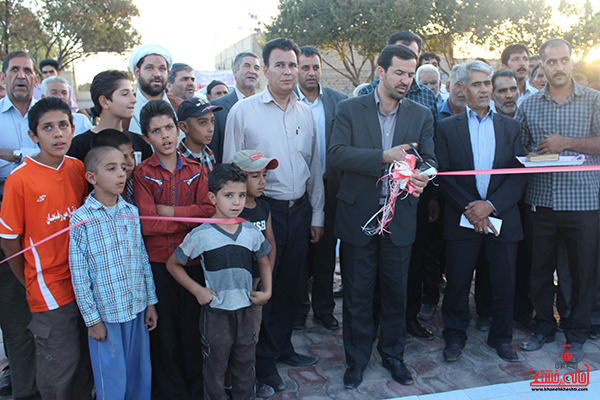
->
xmin=139 ymin=76 xmax=166 ymax=97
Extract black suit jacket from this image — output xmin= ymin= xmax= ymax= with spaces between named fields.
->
xmin=436 ymin=111 xmax=526 ymax=243
xmin=328 ymin=92 xmax=436 ymax=247
xmin=209 ymin=91 xmax=239 ymax=163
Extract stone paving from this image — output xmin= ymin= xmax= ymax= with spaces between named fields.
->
xmin=2 ymin=287 xmax=599 ymax=399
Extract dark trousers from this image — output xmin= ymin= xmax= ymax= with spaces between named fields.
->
xmin=28 ymin=300 xmax=93 ymax=400
xmin=150 ymin=262 xmax=204 ymax=400
xmin=442 ymin=238 xmax=517 ymax=346
xmin=0 ymin=262 xmax=37 ymax=398
xmin=342 ymin=236 xmax=411 ymax=371
xmin=421 ymin=195 xmax=445 ymax=307
xmin=592 ymin=203 xmax=600 ymax=327
xmin=255 ymin=199 xmax=311 ymax=378
xmin=301 ymin=183 xmax=336 ymax=318
xmin=529 ymin=207 xmax=598 ymax=344
xmin=200 ymin=307 xmax=255 ymax=400
xmin=474 ymin=249 xmax=492 ymax=319
xmin=514 ymin=199 xmax=534 ymax=320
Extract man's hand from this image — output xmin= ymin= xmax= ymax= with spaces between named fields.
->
xmin=464 ymin=201 xmax=494 ymax=224
xmin=382 ymin=143 xmax=416 ymax=164
xmin=250 ymin=289 xmax=272 ymax=306
xmin=428 ymin=199 xmax=440 ymax=222
xmin=88 ymin=321 xmax=107 ymax=342
xmin=193 ymin=286 xmax=217 ymax=306
xmin=409 ymin=171 xmax=428 ymax=198
xmin=472 ymin=217 xmax=499 ymax=237
xmin=310 ymin=226 xmax=324 ymax=243
xmin=156 ymin=205 xmax=175 ymax=217
xmin=145 ymin=305 xmax=158 ymax=331
xmin=537 ymin=134 xmax=570 ymax=154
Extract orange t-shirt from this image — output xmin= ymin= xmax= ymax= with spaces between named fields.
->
xmin=0 ymin=156 xmax=87 ymax=312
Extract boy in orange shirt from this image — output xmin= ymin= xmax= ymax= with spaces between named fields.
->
xmin=0 ymin=97 xmax=93 ymax=399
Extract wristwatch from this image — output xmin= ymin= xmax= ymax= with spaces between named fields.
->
xmin=13 ymin=150 xmax=22 ymax=163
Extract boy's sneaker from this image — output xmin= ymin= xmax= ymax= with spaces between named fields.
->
xmin=255 ymin=380 xmax=275 ymax=398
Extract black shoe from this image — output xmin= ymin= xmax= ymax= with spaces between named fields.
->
xmin=443 ymin=343 xmax=464 ymax=362
xmin=407 ymin=318 xmax=434 ymax=340
xmin=382 ymin=357 xmax=413 ymax=385
xmin=255 ymin=379 xmax=275 ymax=398
xmin=590 ymin=325 xmax=600 ymax=341
xmin=514 ymin=313 xmax=535 ymax=331
xmin=293 ymin=314 xmax=306 ymax=330
xmin=333 ymin=285 xmax=344 ymax=298
xmin=279 ymin=352 xmax=318 ymax=367
xmin=314 ymin=314 xmax=339 ymax=330
xmin=489 ymin=342 xmax=519 ymax=362
xmin=519 ymin=333 xmax=554 ymax=351
xmin=343 ymin=367 xmax=363 ymax=389
xmin=476 ymin=316 xmax=491 ymax=332
xmin=259 ymin=374 xmax=285 ymax=392
xmin=565 ymin=343 xmax=584 ymax=363
xmin=0 ymin=367 xmax=11 ymax=396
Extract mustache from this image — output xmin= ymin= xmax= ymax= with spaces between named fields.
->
xmin=553 ymin=71 xmax=567 ymax=78
xmin=396 ymin=83 xmax=409 ymax=90
xmin=517 ymin=67 xmax=527 ymax=72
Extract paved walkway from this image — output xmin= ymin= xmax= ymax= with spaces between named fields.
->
xmin=2 ymin=288 xmax=599 ymax=399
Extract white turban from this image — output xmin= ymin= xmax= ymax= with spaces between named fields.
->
xmin=129 ymin=44 xmax=173 ymax=73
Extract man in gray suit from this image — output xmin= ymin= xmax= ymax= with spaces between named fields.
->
xmin=294 ymin=46 xmax=348 ymax=331
xmin=209 ymin=52 xmax=260 ymax=163
xmin=328 ymin=44 xmax=435 ymax=389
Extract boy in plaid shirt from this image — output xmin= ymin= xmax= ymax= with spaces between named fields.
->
xmin=69 ymin=146 xmax=158 ymax=400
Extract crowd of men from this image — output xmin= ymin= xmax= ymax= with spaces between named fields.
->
xmin=0 ymin=28 xmax=599 ymax=399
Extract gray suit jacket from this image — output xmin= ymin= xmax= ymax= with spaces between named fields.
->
xmin=328 ymin=91 xmax=436 ymax=247
xmin=209 ymin=91 xmax=239 ymax=163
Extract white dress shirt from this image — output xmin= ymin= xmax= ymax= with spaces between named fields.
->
xmin=297 ymin=84 xmax=326 ymax=175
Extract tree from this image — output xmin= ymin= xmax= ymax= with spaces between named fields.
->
xmin=39 ymin=0 xmax=141 ymax=68
xmin=563 ymin=0 xmax=600 ymax=59
xmin=0 ymin=0 xmax=50 ymax=60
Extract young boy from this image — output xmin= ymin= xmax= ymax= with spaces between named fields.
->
xmin=0 ymin=97 xmax=93 ymax=399
xmin=166 ymin=163 xmax=273 ymax=400
xmin=69 ymin=146 xmax=158 ymax=400
xmin=177 ymin=97 xmax=222 ymax=176
xmin=91 ymin=129 xmax=137 ymax=204
xmin=133 ymin=99 xmax=215 ymax=399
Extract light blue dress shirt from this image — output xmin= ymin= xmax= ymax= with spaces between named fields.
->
xmin=466 ymin=105 xmax=496 ymax=200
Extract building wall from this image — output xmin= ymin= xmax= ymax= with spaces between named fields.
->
xmin=215 ymin=33 xmax=268 ymax=92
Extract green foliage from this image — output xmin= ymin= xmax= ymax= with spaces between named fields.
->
xmin=0 ymin=0 xmax=140 ymax=68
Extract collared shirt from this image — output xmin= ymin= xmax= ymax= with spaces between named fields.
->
xmin=517 ymin=80 xmax=538 ymax=106
xmin=516 ymin=80 xmax=600 ymax=211
xmin=178 ymin=140 xmax=215 ymax=177
xmin=129 ymin=88 xmax=172 ymax=135
xmin=0 ymin=96 xmax=39 ymax=193
xmin=357 ymin=77 xmax=439 ymax=131
xmin=466 ymin=105 xmax=496 ymax=199
xmin=374 ymin=89 xmax=401 ymax=198
xmin=133 ymin=152 xmax=216 ymax=263
xmin=69 ymin=194 xmax=158 ymax=327
xmin=437 ymin=92 xmax=448 ymax=106
xmin=297 ymin=84 xmax=326 ymax=175
xmin=223 ymin=87 xmax=325 ymax=227
xmin=437 ymin=99 xmax=455 ymax=121
xmin=235 ymin=87 xmax=248 ymax=100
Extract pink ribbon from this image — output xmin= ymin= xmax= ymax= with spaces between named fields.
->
xmin=437 ymin=165 xmax=600 ymax=176
xmin=0 ymin=216 xmax=246 ymax=265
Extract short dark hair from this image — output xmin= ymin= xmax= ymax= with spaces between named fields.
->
xmin=28 ymin=96 xmax=73 ymax=134
xmin=501 ymin=44 xmax=530 ymax=66
xmin=418 ymin=52 xmax=440 ymax=68
xmin=387 ymin=32 xmax=422 ymax=52
xmin=39 ymin=59 xmax=60 ymax=72
xmin=299 ymin=46 xmax=322 ymax=62
xmin=531 ymin=63 xmax=541 ymax=78
xmin=168 ymin=63 xmax=194 ymax=84
xmin=262 ymin=38 xmax=300 ymax=67
xmin=91 ymin=129 xmax=132 ymax=149
xmin=539 ymin=38 xmax=572 ymax=61
xmin=529 ymin=54 xmax=541 ymax=62
xmin=84 ymin=146 xmax=122 ymax=173
xmin=574 ymin=60 xmax=599 ymax=84
xmin=2 ymin=51 xmax=37 ymax=74
xmin=208 ymin=163 xmax=247 ymax=194
xmin=378 ymin=44 xmax=418 ymax=72
xmin=139 ymin=100 xmax=177 ymax=136
xmin=90 ymin=70 xmax=130 ymax=116
xmin=492 ymin=68 xmax=518 ymax=90
xmin=233 ymin=52 xmax=259 ymax=70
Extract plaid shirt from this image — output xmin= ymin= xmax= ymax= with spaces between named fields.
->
xmin=178 ymin=141 xmax=215 ymax=177
xmin=516 ymin=81 xmax=600 ymax=211
xmin=357 ymin=78 xmax=439 ymax=131
xmin=69 ymin=194 xmax=158 ymax=327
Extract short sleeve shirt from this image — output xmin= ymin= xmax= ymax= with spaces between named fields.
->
xmin=0 ymin=156 xmax=87 ymax=312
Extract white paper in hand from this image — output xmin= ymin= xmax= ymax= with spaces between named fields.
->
xmin=460 ymin=214 xmax=502 ymax=234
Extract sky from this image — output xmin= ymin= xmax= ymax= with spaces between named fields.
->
xmin=73 ymin=0 xmax=280 ymax=85
xmin=72 ymin=0 xmax=599 ymax=86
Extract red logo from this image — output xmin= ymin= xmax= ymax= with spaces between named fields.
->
xmin=529 ymin=344 xmax=589 ymax=390
xmin=250 ymin=153 xmax=265 ymax=161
